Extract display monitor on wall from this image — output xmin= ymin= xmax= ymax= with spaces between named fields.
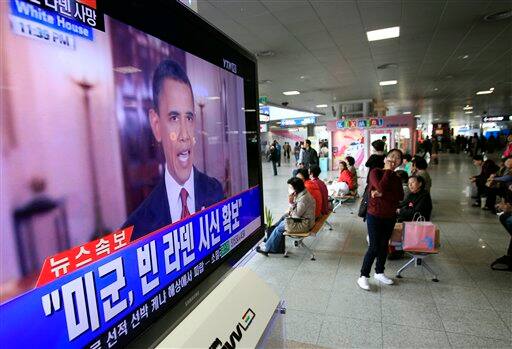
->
xmin=0 ymin=1 xmax=263 ymax=347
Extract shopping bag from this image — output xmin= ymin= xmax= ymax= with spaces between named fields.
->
xmin=402 ymin=216 xmax=438 ymax=252
xmin=390 ymin=223 xmax=403 ymax=246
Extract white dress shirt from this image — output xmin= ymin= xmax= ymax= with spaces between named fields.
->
xmin=165 ymin=165 xmax=195 ymax=222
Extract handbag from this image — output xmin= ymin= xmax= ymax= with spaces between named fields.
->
xmin=285 ymin=217 xmax=310 ymax=233
xmin=402 ymin=214 xmax=439 ymax=253
xmin=358 ymin=185 xmax=369 ymax=218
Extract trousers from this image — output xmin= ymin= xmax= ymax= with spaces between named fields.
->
xmin=360 ymin=213 xmax=396 ymax=277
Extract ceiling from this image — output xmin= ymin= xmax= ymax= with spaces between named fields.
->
xmin=195 ymin=0 xmax=512 ymax=126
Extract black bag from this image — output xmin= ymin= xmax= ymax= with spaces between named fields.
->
xmin=358 ymin=185 xmax=369 ymax=218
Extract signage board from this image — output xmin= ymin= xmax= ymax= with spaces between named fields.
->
xmin=280 ymin=116 xmax=316 ymax=127
xmin=482 ymin=115 xmax=511 ymax=123
xmin=336 ymin=117 xmax=383 ymax=129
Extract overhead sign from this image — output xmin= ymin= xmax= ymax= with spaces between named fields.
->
xmin=0 ymin=187 xmax=262 ymax=348
xmin=280 ymin=116 xmax=316 ymax=127
xmin=482 ymin=115 xmax=511 ymax=123
xmin=336 ymin=117 xmax=383 ymax=129
xmin=259 ymin=106 xmax=270 ymax=116
xmin=259 ymin=115 xmax=270 ymax=122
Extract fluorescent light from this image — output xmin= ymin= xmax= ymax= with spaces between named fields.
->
xmin=414 ymin=114 xmax=421 ymax=118
xmin=465 ymin=111 xmax=473 ymax=114
xmin=476 ymin=90 xmax=493 ymax=95
xmin=463 ymin=105 xmax=473 ymax=110
xmin=490 ymin=87 xmax=495 ymax=91
xmin=206 ymin=96 xmax=220 ymax=100
xmin=366 ymin=26 xmax=400 ymax=42
xmin=316 ymin=104 xmax=328 ymax=108
xmin=283 ymin=90 xmax=300 ymax=95
xmin=379 ymin=80 xmax=397 ymax=86
xmin=403 ymin=111 xmax=411 ymax=114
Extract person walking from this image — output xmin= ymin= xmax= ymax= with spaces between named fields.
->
xmin=293 ymin=141 xmax=301 ymax=163
xmin=302 ymin=139 xmax=319 ymax=169
xmin=358 ymin=149 xmax=404 ymax=291
xmin=270 ymin=145 xmax=278 ymax=176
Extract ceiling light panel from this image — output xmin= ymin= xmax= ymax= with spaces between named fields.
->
xmin=366 ymin=26 xmax=400 ymax=42
xmin=379 ymin=80 xmax=398 ymax=86
xmin=283 ymin=90 xmax=300 ymax=96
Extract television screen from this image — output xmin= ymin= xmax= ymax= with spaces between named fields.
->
xmin=0 ymin=0 xmax=262 ymax=347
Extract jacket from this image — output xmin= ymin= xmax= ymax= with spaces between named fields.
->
xmin=367 ymin=168 xmax=404 ymax=218
xmin=338 ymin=169 xmax=355 ymax=190
xmin=305 ymin=179 xmax=323 ymax=218
xmin=302 ymin=147 xmax=318 ymax=168
xmin=311 ymin=177 xmax=329 ymax=215
xmin=123 ymin=167 xmax=225 ymax=241
xmin=290 ymin=189 xmax=316 ymax=230
xmin=398 ymin=189 xmax=433 ymax=222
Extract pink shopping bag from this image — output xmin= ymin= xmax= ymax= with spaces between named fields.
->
xmin=402 ymin=221 xmax=438 ymax=252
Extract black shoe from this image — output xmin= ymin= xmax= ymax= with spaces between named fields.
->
xmin=255 ymin=246 xmax=269 ymax=256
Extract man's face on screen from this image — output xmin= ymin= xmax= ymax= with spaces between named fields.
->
xmin=150 ymin=78 xmax=195 ymax=185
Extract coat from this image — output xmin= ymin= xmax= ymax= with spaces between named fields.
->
xmin=398 ymin=189 xmax=433 ymax=222
xmin=290 ymin=189 xmax=316 ymax=230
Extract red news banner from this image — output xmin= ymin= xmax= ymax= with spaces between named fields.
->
xmin=36 ymin=227 xmax=133 ymax=287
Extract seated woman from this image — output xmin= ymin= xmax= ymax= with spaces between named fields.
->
xmin=397 ymin=175 xmax=433 ymax=222
xmin=346 ymin=156 xmax=358 ymax=192
xmin=330 ymin=161 xmax=355 ymax=197
xmin=296 ymin=168 xmax=323 ymax=218
xmin=256 ymin=177 xmax=316 ymax=256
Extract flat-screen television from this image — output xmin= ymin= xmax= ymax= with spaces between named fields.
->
xmin=0 ymin=0 xmax=263 ymax=347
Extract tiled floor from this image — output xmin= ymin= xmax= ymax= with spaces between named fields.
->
xmin=246 ymin=154 xmax=512 ymax=348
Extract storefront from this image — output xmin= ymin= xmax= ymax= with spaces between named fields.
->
xmin=326 ymin=115 xmax=416 ymax=171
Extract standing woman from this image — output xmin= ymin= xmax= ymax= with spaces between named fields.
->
xmin=358 ymin=149 xmax=404 ymax=290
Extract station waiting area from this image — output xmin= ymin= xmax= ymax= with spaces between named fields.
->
xmin=247 ymin=153 xmax=511 ymax=348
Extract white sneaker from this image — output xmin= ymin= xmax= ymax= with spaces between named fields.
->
xmin=374 ymin=273 xmax=394 ymax=285
xmin=357 ymin=276 xmax=370 ymax=291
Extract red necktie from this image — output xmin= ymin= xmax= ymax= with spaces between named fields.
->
xmin=180 ymin=188 xmax=191 ymax=219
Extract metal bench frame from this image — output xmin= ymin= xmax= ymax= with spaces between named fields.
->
xmin=283 ymin=213 xmax=333 ymax=260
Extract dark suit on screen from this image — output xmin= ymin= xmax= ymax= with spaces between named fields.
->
xmin=123 ymin=166 xmax=224 ymax=241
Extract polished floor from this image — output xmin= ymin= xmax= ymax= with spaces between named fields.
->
xmin=246 ymin=154 xmax=511 ymax=348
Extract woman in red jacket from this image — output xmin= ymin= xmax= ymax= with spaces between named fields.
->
xmin=337 ymin=161 xmax=355 ymax=191
xmin=357 ymin=149 xmax=404 ymax=291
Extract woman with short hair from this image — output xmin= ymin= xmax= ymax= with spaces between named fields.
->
xmin=256 ymin=177 xmax=316 ymax=256
xmin=397 ymin=175 xmax=433 ymax=222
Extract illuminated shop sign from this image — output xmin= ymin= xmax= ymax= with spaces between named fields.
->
xmin=259 ymin=106 xmax=270 ymax=116
xmin=336 ymin=118 xmax=383 ymax=129
xmin=482 ymin=115 xmax=511 ymax=123
xmin=280 ymin=116 xmax=316 ymax=127
xmin=259 ymin=115 xmax=270 ymax=122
